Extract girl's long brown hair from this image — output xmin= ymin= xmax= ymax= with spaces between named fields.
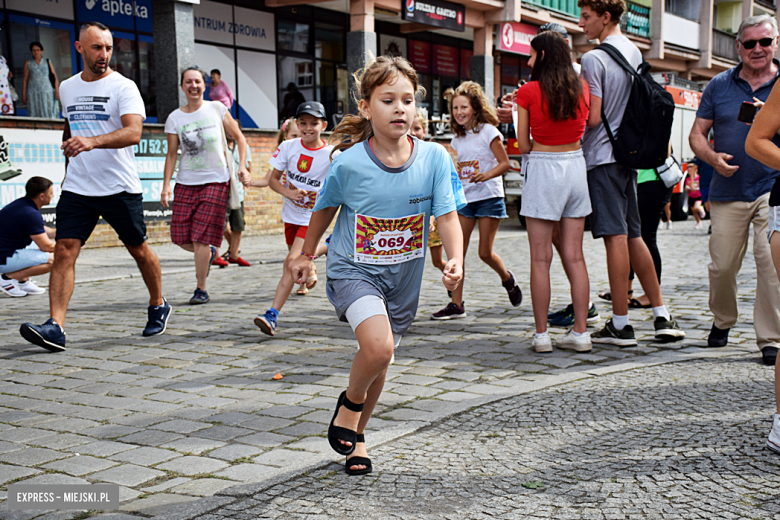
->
xmin=443 ymin=81 xmax=499 ymax=138
xmin=530 ymin=32 xmax=584 ymax=122
xmin=330 ymin=55 xmax=424 ymax=159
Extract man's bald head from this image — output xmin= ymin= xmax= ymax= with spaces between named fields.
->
xmin=76 ymin=22 xmax=113 ymax=79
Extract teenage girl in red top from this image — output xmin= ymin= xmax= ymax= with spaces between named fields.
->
xmin=515 ymin=32 xmax=592 ymax=354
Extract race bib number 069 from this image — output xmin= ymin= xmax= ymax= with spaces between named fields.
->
xmin=355 ymin=213 xmax=425 ymax=265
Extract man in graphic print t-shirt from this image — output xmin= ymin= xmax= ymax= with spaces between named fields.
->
xmin=19 ymin=22 xmax=171 ymax=353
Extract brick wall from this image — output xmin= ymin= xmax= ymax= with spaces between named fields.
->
xmin=1 ymin=118 xmax=456 ymax=249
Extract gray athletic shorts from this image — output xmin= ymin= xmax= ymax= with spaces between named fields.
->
xmin=520 ymin=150 xmax=591 ymax=221
xmin=587 ymin=162 xmax=641 ymax=239
xmin=768 ymin=205 xmax=780 ymax=243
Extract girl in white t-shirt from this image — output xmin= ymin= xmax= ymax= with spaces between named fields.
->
xmin=161 ymin=67 xmax=250 ymax=305
xmin=431 ymin=81 xmax=521 ymax=320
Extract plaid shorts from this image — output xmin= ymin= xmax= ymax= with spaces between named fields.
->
xmin=171 ymin=182 xmax=229 ymax=246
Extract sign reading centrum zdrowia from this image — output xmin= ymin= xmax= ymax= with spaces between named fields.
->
xmin=0 ymin=129 xmax=174 ymax=223
xmin=402 ymin=0 xmax=465 ymax=32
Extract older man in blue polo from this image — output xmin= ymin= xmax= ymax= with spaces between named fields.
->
xmin=690 ymin=14 xmax=780 ymax=365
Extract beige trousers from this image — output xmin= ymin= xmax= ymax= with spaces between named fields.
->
xmin=709 ymin=193 xmax=780 ymax=349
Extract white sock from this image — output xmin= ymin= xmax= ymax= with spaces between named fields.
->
xmin=612 ymin=314 xmax=629 ymax=330
xmin=534 ymin=331 xmax=549 ymax=339
xmin=652 ymin=305 xmax=671 ymax=321
xmin=571 ymin=330 xmax=583 ymax=337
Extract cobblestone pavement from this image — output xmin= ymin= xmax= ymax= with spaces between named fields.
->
xmin=0 ymin=219 xmax=765 ymax=518
xmin=201 ymin=356 xmax=780 ymax=520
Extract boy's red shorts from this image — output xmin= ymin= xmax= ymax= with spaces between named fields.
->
xmin=284 ymin=223 xmax=308 ymax=246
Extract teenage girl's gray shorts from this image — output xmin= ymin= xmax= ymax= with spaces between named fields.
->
xmin=520 ymin=150 xmax=591 ymax=221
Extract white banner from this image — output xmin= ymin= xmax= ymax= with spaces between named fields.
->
xmin=193 ymin=0 xmax=234 ymax=46
xmin=234 ymin=6 xmax=275 ymax=52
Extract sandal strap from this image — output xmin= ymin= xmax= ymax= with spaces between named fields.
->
xmin=330 ymin=425 xmax=357 ymax=444
xmin=341 ymin=393 xmax=364 ymax=412
xmin=346 ymin=456 xmax=371 ymax=467
xmin=356 ymin=434 xmax=365 ymax=443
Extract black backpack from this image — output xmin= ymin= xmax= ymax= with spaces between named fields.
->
xmin=596 ymin=43 xmax=675 ymax=170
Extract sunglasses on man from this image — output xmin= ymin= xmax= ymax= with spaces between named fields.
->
xmin=739 ymin=37 xmax=776 ymax=49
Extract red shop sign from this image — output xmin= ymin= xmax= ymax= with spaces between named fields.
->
xmin=460 ymin=48 xmax=472 ymax=78
xmin=499 ymin=22 xmax=538 ymax=55
xmin=433 ymin=44 xmax=458 ymax=76
xmin=409 ymin=40 xmax=431 ymax=73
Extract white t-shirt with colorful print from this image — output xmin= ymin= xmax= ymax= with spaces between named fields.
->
xmin=450 ymin=123 xmax=504 ymax=203
xmin=268 ymin=138 xmax=334 ymax=226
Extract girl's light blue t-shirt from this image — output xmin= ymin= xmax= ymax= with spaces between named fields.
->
xmin=314 ymin=136 xmax=464 ymax=309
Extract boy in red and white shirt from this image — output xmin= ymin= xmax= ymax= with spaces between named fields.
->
xmin=255 ymin=102 xmax=333 ymax=335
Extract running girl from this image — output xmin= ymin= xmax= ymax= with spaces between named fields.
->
xmin=289 ymin=56 xmax=464 ymax=475
xmin=432 ymin=81 xmax=520 ymax=320
xmin=161 ymin=67 xmax=250 ymax=304
xmin=515 ymin=31 xmax=592 ymax=353
xmin=254 ymin=102 xmax=332 ymax=335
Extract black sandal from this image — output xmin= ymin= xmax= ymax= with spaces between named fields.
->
xmin=328 ymin=391 xmax=364 ymax=456
xmin=628 ymin=297 xmax=652 ymax=309
xmin=598 ymin=290 xmax=632 ymax=302
xmin=345 ymin=434 xmax=373 ymax=476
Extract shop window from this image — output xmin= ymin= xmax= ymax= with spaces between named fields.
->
xmin=297 ymin=61 xmax=313 ymax=87
xmin=110 ymin=33 xmax=137 ymax=88
xmin=277 ymin=55 xmax=314 ymax=122
xmin=278 ymin=21 xmax=309 ymax=53
xmin=138 ymin=37 xmax=156 ymax=120
xmin=9 ymin=17 xmax=74 ymax=115
xmin=315 ymin=23 xmax=344 ymax=62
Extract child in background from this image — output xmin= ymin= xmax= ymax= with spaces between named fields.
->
xmin=249 ymin=118 xmax=301 ymax=189
xmin=432 ymin=81 xmax=521 ymax=320
xmin=685 ymin=162 xmax=707 ymax=229
xmin=411 ymin=111 xmax=447 ymax=277
xmin=288 ymin=55 xmax=464 ymax=476
xmin=254 ymin=102 xmax=333 ymax=335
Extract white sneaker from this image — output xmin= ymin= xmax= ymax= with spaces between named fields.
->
xmin=666 ymin=221 xmax=673 ymax=230
xmin=1 ymin=278 xmax=26 ymax=297
xmin=767 ymin=413 xmax=780 ymax=455
xmin=558 ymin=330 xmax=593 ymax=352
xmin=18 ymin=280 xmax=45 ymax=295
xmin=694 ymin=222 xmax=702 ymax=230
xmin=532 ymin=333 xmax=553 ymax=353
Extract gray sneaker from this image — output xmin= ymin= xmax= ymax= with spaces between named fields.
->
xmin=654 ymin=316 xmax=685 ymax=341
xmin=591 ymin=318 xmax=637 ymax=347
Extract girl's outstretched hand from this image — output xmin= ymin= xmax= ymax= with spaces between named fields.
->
xmin=442 ymin=258 xmax=463 ymax=291
xmin=289 ymin=255 xmax=313 ymax=288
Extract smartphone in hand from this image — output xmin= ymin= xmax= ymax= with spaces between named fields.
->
xmin=737 ymin=101 xmax=758 ymax=123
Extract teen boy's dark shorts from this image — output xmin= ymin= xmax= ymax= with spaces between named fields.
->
xmin=56 ymin=191 xmax=148 ymax=246
xmin=587 ymin=163 xmax=641 ymax=240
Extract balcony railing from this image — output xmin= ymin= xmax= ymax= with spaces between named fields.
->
xmin=523 ymin=0 xmax=580 ymax=18
xmin=712 ymin=28 xmax=738 ymax=62
xmin=621 ymin=1 xmax=651 ymax=39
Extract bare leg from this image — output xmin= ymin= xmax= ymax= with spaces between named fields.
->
xmin=663 ymin=202 xmax=671 ymax=224
xmin=6 ymin=254 xmax=54 ymax=281
xmin=126 ymin=242 xmax=163 ymax=305
xmin=348 ymin=368 xmax=387 ymax=472
xmin=558 ymin=217 xmax=589 ymax=333
xmin=769 ymin=232 xmax=780 ymax=412
xmin=271 ymin=237 xmax=306 ymax=310
xmin=526 ymin=217 xmax=554 ymax=333
xmin=628 ymin=237 xmax=663 ymax=308
xmin=223 ymin=228 xmax=233 ymax=253
xmin=332 ymin=315 xmax=395 ymax=450
xmin=429 ymin=244 xmax=446 ymax=272
xmin=228 ymin=231 xmax=243 ymax=260
xmin=49 ymin=239 xmax=81 ymax=326
xmin=693 ymin=201 xmax=703 ymax=224
xmin=450 ymin=215 xmax=476 ymax=305
xmin=603 ymin=235 xmax=631 ymax=317
xmin=477 ymin=217 xmax=510 ymax=282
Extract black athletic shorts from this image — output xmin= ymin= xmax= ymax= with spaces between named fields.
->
xmin=56 ymin=191 xmax=148 ymax=246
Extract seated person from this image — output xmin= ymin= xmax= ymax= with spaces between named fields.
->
xmin=0 ymin=176 xmax=56 ymax=297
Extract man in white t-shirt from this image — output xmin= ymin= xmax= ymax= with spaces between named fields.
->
xmin=19 ymin=22 xmax=171 ymax=352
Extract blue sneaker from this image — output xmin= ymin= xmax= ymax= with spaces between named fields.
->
xmin=548 ymin=303 xmax=601 ymax=328
xmin=254 ymin=311 xmax=278 ymax=336
xmin=20 ymin=318 xmax=66 ymax=352
xmin=143 ymin=298 xmax=172 ymax=337
xmin=189 ymin=288 xmax=210 ymax=305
